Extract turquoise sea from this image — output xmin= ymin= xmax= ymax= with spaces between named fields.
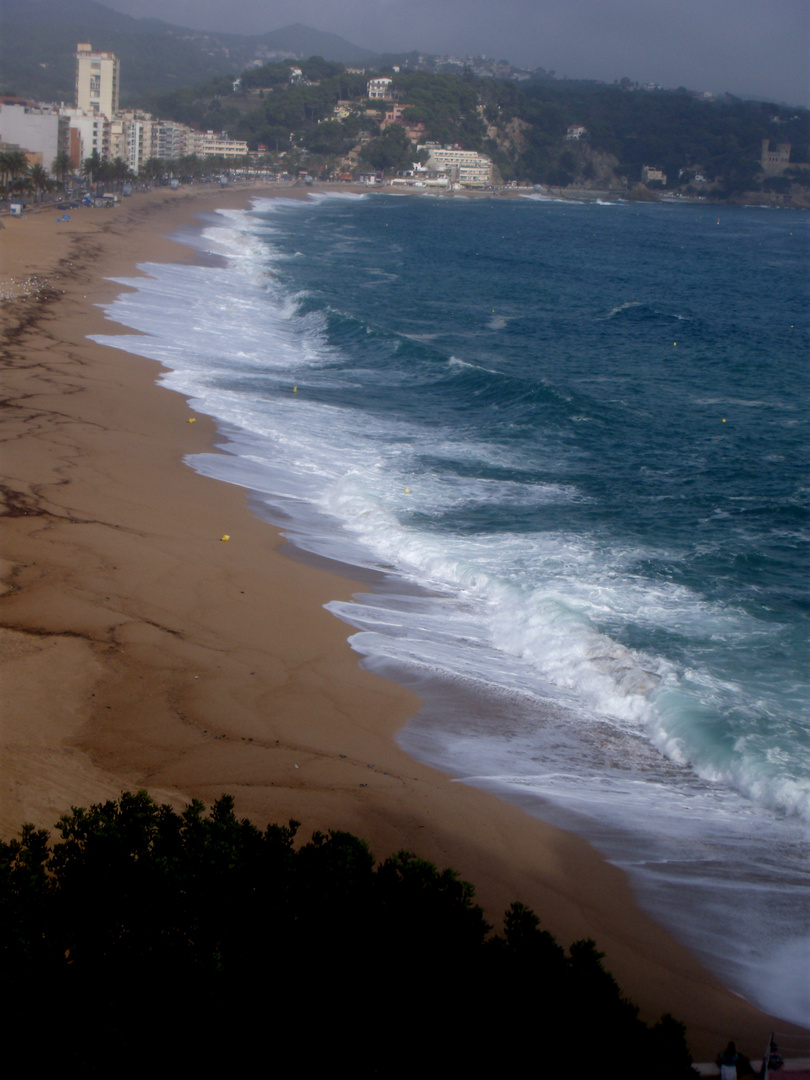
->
xmin=96 ymin=191 xmax=809 ymax=1026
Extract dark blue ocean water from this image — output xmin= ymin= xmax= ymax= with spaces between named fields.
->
xmin=96 ymin=191 xmax=809 ymax=1025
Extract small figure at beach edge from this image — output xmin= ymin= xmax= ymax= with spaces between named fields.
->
xmin=719 ymin=1042 xmax=739 ymax=1079
xmin=717 ymin=1040 xmax=759 ymax=1079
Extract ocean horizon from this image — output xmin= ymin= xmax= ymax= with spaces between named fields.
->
xmin=95 ymin=189 xmax=810 ymax=1026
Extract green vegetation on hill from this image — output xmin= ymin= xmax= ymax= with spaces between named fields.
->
xmin=506 ymin=79 xmax=810 ymax=193
xmin=394 ymin=70 xmax=488 ymax=148
xmin=1 ymin=792 xmax=697 ymax=1076
xmin=143 ymin=60 xmax=809 ymax=199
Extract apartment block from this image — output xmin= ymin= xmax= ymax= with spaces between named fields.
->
xmin=76 ymin=43 xmax=120 ymax=119
xmin=418 ymin=143 xmax=493 ymax=187
xmin=0 ymin=103 xmax=64 ymax=168
xmin=61 ymin=107 xmax=110 ymax=166
xmin=192 ymin=130 xmax=249 ymax=157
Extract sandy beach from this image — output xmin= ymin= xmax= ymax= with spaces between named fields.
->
xmin=0 ymin=183 xmax=800 ymax=1059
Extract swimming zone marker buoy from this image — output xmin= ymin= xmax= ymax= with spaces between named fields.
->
xmin=187 ymin=418 xmax=196 ymax=423
xmin=220 ymin=535 xmax=230 ymax=541
xmin=293 ymin=386 xmax=297 ymax=393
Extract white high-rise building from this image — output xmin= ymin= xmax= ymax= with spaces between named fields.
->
xmin=76 ymin=43 xmax=120 ymax=119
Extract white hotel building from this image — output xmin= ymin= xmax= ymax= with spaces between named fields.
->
xmin=417 ymin=143 xmax=493 ymax=187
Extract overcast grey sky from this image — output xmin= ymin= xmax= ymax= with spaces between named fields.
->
xmin=101 ymin=0 xmax=809 ymax=106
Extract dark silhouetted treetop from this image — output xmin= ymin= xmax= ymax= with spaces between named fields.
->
xmin=0 ymin=792 xmax=697 ymax=1077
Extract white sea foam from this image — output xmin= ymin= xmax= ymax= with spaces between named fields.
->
xmin=91 ymin=197 xmax=810 ymax=1024
xmin=693 ymin=397 xmax=796 ymax=409
xmin=518 ymin=192 xmax=580 ymax=203
xmin=93 ymin=203 xmax=810 ymax=828
xmin=604 ymin=300 xmax=643 ymax=318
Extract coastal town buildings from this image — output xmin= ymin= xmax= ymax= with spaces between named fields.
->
xmin=61 ymin=106 xmax=109 ymax=166
xmin=0 ymin=102 xmax=65 ymax=169
xmin=192 ymin=130 xmax=250 ymax=157
xmin=761 ymin=139 xmax=791 ymax=173
xmin=76 ymin=45 xmax=247 ymax=171
xmin=367 ymin=77 xmax=393 ymax=100
xmin=381 ymin=103 xmax=426 ymax=142
xmin=383 ymin=104 xmax=407 ymax=126
xmin=151 ymin=119 xmax=193 ymax=161
xmin=75 ymin=43 xmax=120 ymax=119
xmin=641 ymin=165 xmax=667 ymax=185
xmin=417 ymin=143 xmax=493 ymax=187
xmin=1 ymin=45 xmax=249 ymax=179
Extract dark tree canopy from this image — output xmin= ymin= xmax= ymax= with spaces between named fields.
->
xmin=360 ymin=125 xmax=417 ymax=173
xmin=0 ymin=792 xmax=696 ymax=1077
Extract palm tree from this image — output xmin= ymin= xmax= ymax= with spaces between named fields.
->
xmin=139 ymin=156 xmax=164 ymax=183
xmin=51 ymin=151 xmax=73 ymax=186
xmin=102 ymin=156 xmax=133 ymax=192
xmin=1 ymin=149 xmax=30 ymax=194
xmin=82 ymin=150 xmax=102 ymax=187
xmin=178 ymin=153 xmax=204 ymax=182
xmin=28 ymin=163 xmax=50 ymax=203
xmin=94 ymin=159 xmax=117 ymax=189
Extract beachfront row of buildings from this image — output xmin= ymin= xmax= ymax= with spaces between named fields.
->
xmin=0 ymin=44 xmax=248 ymax=176
xmin=1 ymin=43 xmax=496 ymax=189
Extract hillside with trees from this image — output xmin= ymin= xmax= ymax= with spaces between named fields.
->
xmin=144 ymin=59 xmax=810 ymax=201
xmin=1 ymin=792 xmax=697 ymax=1075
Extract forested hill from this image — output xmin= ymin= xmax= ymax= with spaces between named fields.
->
xmin=151 ymin=60 xmax=810 ymax=200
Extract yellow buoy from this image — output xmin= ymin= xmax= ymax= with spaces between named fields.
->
xmin=722 ymin=419 xmax=726 ymax=423
xmin=187 ymin=417 xmax=196 ymax=423
xmin=293 ymin=386 xmax=297 ymax=393
xmin=220 ymin=534 xmax=230 ymax=541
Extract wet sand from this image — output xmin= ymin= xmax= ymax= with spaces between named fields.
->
xmin=0 ymin=183 xmax=796 ymax=1058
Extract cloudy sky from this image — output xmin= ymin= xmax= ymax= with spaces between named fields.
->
xmin=100 ymin=0 xmax=809 ymax=106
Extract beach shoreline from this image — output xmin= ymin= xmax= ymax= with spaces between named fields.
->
xmin=0 ymin=182 xmax=800 ymax=1057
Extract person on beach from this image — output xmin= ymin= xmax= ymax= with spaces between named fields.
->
xmin=719 ymin=1041 xmax=739 ymax=1079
